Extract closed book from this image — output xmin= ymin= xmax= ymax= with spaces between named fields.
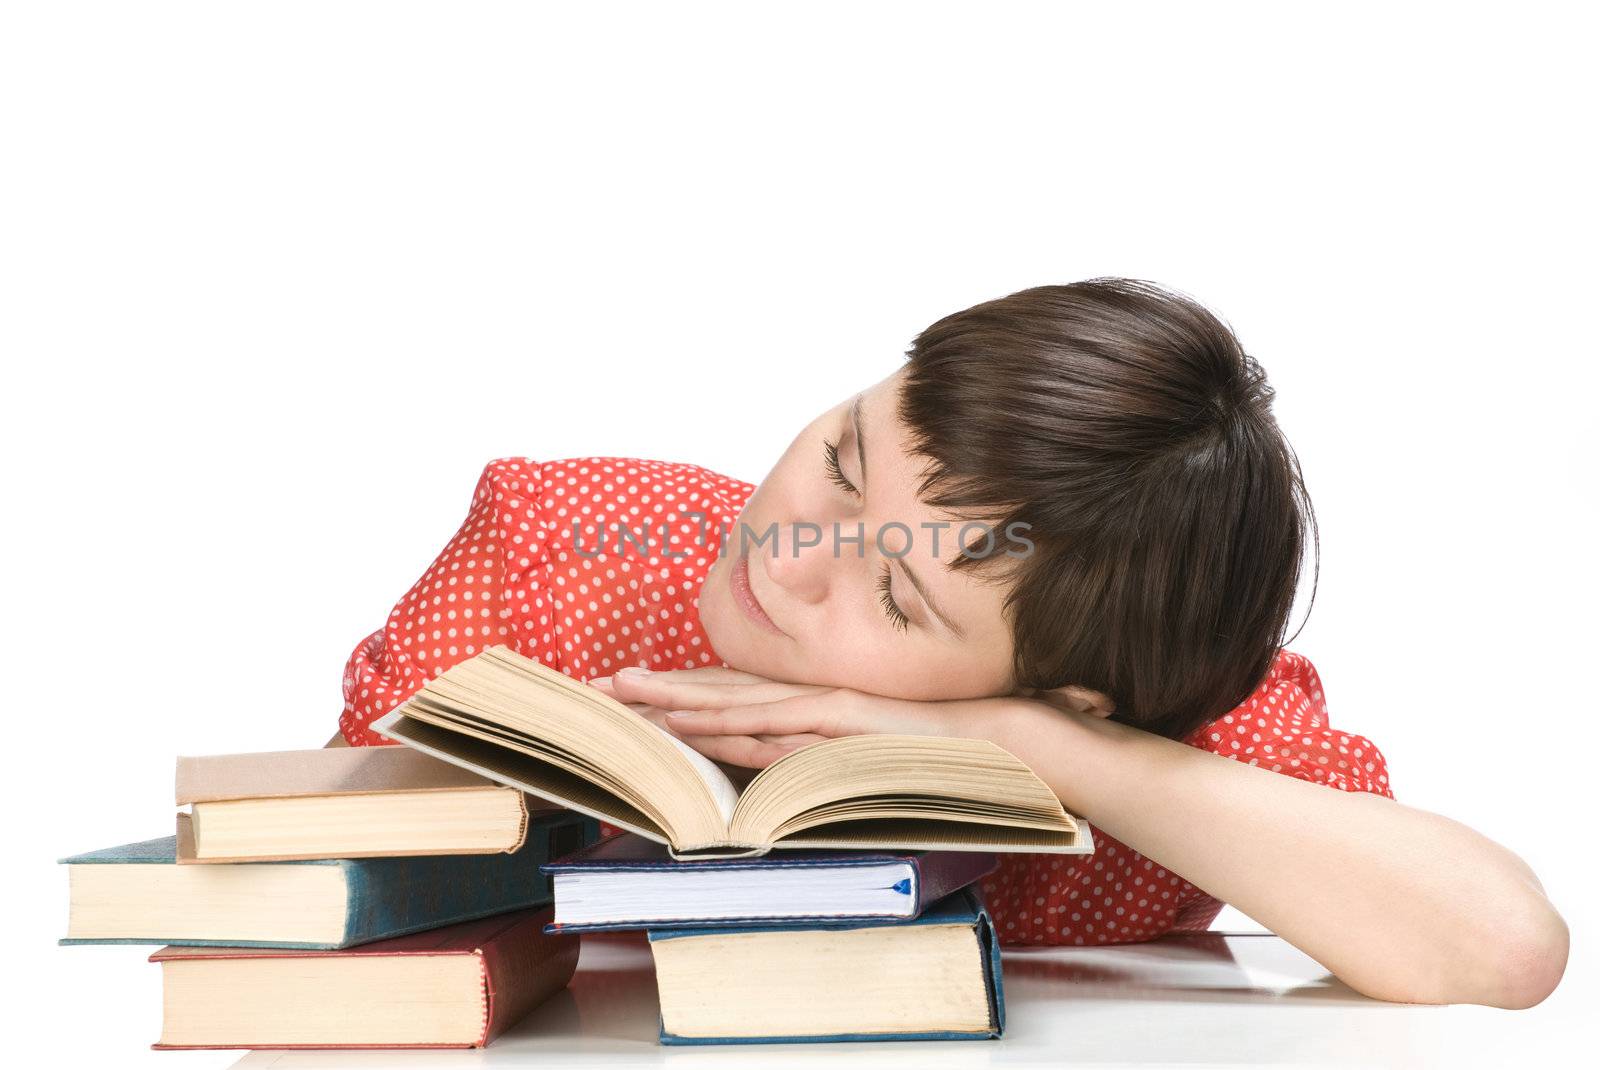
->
xmin=61 ymin=811 xmax=598 ymax=948
xmin=543 ymin=832 xmax=997 ymax=931
xmin=175 ymin=745 xmax=531 ymax=862
xmin=150 ymin=907 xmax=576 ymax=1049
xmin=648 ymin=888 xmax=1004 ymax=1044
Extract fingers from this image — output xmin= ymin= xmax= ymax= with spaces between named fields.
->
xmin=604 ymin=670 xmax=828 ymax=710
xmin=618 ymin=703 xmax=824 ymax=769
xmin=588 ymin=666 xmax=777 ymax=699
xmin=591 ymin=666 xmax=770 ymax=687
xmin=673 ymin=732 xmax=826 ymax=769
xmin=624 ymin=706 xmax=679 ymax=736
xmin=664 ymin=704 xmax=783 ymax=736
xmin=591 ymin=669 xmax=851 ymax=773
xmin=680 ymin=735 xmax=786 ymax=768
xmin=665 ymin=693 xmax=851 ymax=738
xmin=761 ymin=732 xmax=831 ymax=750
xmin=652 ymin=666 xmax=775 ymax=684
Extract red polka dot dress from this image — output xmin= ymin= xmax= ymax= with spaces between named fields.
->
xmin=341 ymin=457 xmax=1394 ymax=947
xmin=340 ymin=457 xmax=746 ymax=742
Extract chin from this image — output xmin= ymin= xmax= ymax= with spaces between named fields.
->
xmin=699 ymin=595 xmax=783 ymax=678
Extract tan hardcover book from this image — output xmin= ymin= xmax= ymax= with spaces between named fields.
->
xmin=174 ymin=745 xmax=530 ymax=862
xmin=649 ymin=889 xmax=1001 ymax=1042
xmin=374 ymin=646 xmax=1092 ymax=859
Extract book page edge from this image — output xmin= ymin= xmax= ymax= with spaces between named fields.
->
xmin=372 ymin=710 xmax=673 ymax=852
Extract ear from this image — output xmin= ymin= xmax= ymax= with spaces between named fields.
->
xmin=1022 ymin=684 xmax=1117 ymax=718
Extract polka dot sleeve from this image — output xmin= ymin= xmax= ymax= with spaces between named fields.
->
xmin=981 ymin=649 xmax=1393 ymax=946
xmin=1185 ymin=649 xmax=1393 ymax=799
xmin=340 ymin=458 xmax=547 ymax=746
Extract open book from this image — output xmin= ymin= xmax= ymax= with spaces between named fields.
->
xmin=374 ymin=647 xmax=1091 ymax=859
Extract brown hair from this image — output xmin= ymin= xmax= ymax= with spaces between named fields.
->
xmin=900 ymin=279 xmax=1314 ymax=740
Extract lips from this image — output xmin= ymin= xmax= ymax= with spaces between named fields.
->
xmin=730 ymin=554 xmax=786 ymax=636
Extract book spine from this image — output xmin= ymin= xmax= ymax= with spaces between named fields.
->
xmin=341 ymin=813 xmax=598 ymax=947
xmin=477 ymin=910 xmax=581 ymax=1045
xmin=972 ymin=887 xmax=1005 ymax=1037
xmin=912 ymin=852 xmax=1000 ymax=914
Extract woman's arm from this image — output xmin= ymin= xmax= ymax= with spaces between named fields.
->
xmin=984 ymin=699 xmax=1568 ymax=1008
xmin=609 ymin=668 xmax=1569 ymax=1008
xmin=335 ymin=458 xmax=546 ymax=747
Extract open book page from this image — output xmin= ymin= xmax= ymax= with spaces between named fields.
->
xmin=659 ymin=731 xmax=739 ymax=826
xmin=728 ymin=734 xmax=1081 ymax=849
xmin=373 ymin=711 xmax=670 ymax=841
xmin=375 ymin=648 xmax=740 ymax=850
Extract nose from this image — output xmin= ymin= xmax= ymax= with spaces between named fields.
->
xmin=761 ymin=522 xmax=832 ymax=605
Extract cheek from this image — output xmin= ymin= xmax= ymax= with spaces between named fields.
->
xmin=696 ymin=570 xmax=752 ymax=664
xmin=871 ymin=652 xmax=1012 ymax=700
xmin=705 ymin=587 xmax=1012 ymax=700
xmin=697 ymin=569 xmax=800 ymax=681
xmin=793 ymin=622 xmax=1013 ymax=700
xmin=745 ymin=436 xmax=812 ymax=517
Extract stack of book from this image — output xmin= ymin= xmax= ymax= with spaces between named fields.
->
xmin=375 ymin=646 xmax=1095 ymax=1045
xmin=544 ymin=833 xmax=1009 ymax=1043
xmin=60 ymin=745 xmax=600 ymax=1049
xmin=61 ymin=645 xmax=1092 ymax=1050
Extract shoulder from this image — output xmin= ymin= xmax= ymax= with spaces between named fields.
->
xmin=545 ymin=457 xmax=756 ymax=512
xmin=482 ymin=457 xmax=756 ymax=552
xmin=1186 ymin=649 xmax=1394 ymax=798
xmin=469 ymin=457 xmax=755 ymax=569
xmin=466 ymin=457 xmax=543 ymax=506
xmin=473 ymin=456 xmax=753 ymax=511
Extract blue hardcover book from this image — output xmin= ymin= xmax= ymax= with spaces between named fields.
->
xmin=60 ymin=811 xmax=598 ymax=949
xmin=542 ymin=832 xmax=997 ymax=932
xmin=648 ymin=888 xmax=1004 ymax=1044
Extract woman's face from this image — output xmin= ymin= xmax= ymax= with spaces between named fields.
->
xmin=698 ymin=371 xmax=1019 ymax=700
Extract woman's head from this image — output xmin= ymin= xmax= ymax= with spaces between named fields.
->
xmin=696 ymin=279 xmax=1313 ymax=739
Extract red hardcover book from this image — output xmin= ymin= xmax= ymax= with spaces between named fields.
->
xmin=150 ymin=906 xmax=576 ymax=1049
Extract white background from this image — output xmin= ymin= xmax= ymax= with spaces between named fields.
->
xmin=3 ymin=3 xmax=1594 ymax=1066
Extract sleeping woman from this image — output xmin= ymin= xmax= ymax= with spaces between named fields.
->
xmin=331 ymin=279 xmax=1567 ymax=1008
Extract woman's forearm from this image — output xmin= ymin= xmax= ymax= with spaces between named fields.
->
xmin=989 ymin=701 xmax=1568 ymax=1008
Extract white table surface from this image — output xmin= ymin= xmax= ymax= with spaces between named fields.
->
xmin=225 ymin=930 xmax=1582 ymax=1069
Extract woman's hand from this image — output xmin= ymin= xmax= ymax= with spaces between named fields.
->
xmin=590 ymin=666 xmax=1012 ymax=768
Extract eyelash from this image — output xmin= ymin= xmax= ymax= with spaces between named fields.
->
xmin=823 ymin=439 xmax=904 ymax=631
xmin=822 ymin=439 xmax=859 ymax=496
xmin=876 ymin=567 xmax=910 ymax=632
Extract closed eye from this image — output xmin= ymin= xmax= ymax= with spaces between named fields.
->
xmin=876 ymin=566 xmax=910 ymax=632
xmin=822 ymin=438 xmax=859 ymax=496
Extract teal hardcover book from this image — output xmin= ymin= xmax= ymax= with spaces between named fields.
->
xmin=60 ymin=811 xmax=598 ymax=949
xmin=648 ymin=888 xmax=1004 ymax=1044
